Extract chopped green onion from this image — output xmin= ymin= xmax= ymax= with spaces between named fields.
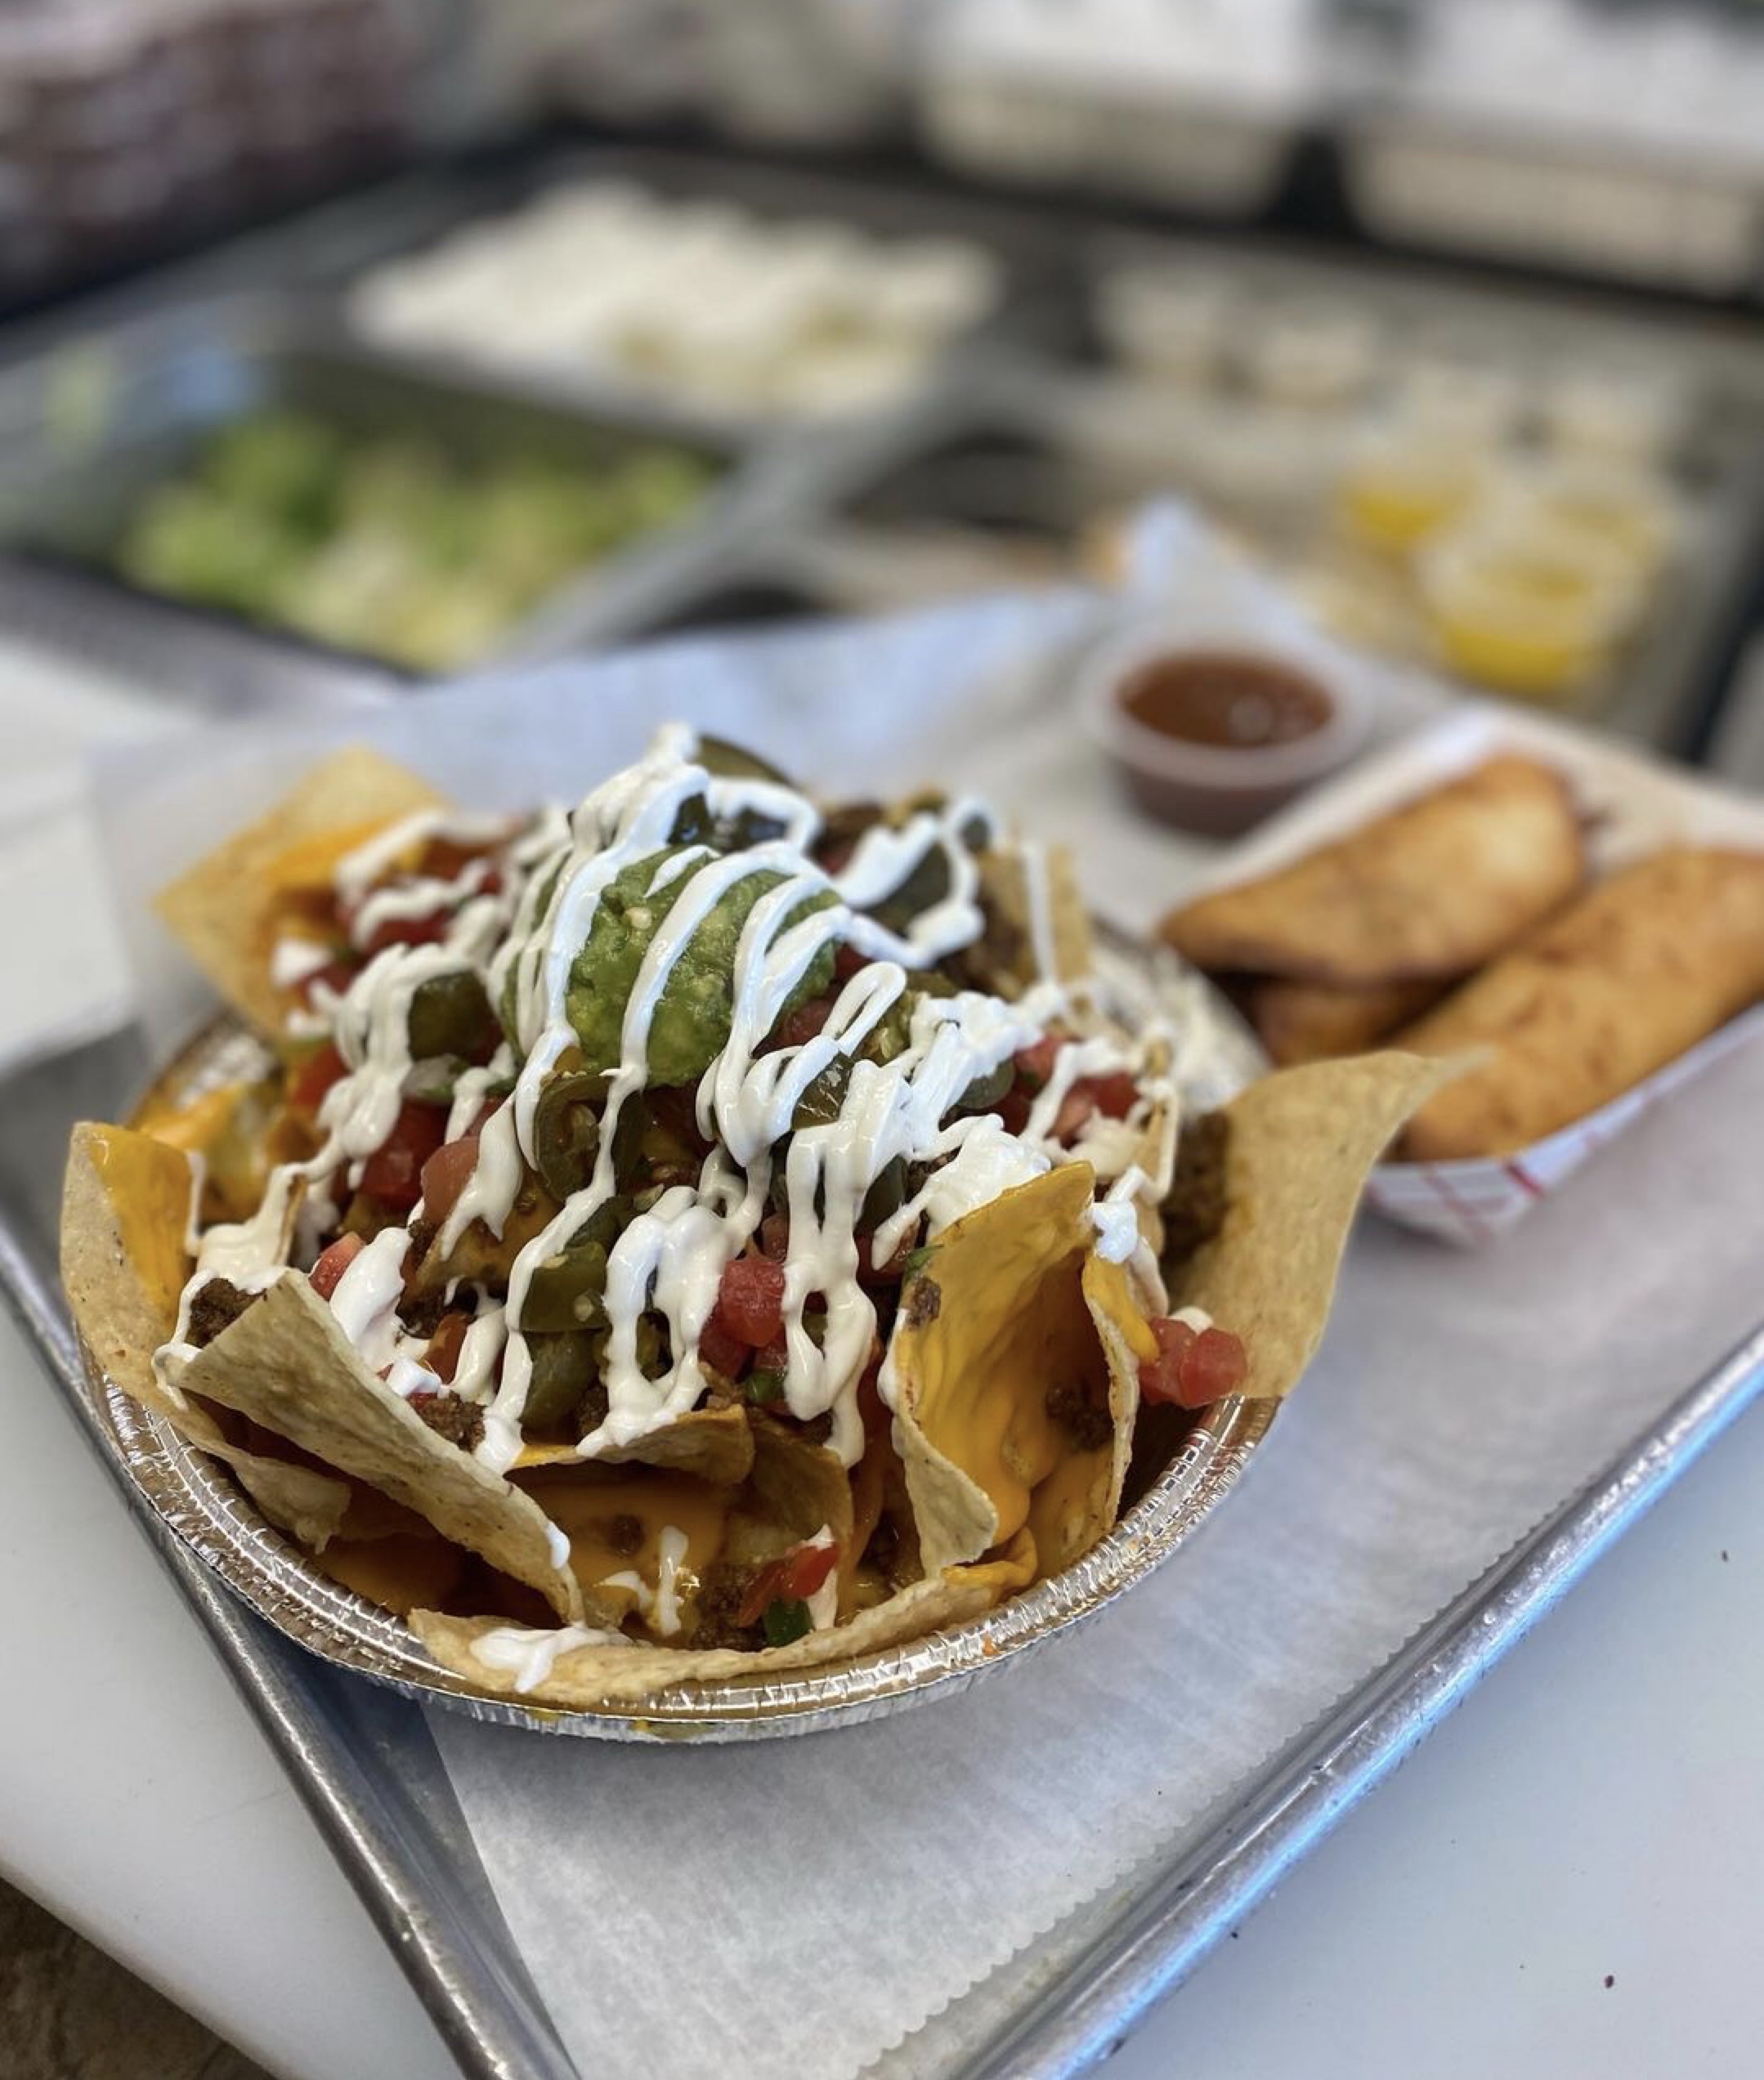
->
xmin=744 ymin=1368 xmax=786 ymax=1406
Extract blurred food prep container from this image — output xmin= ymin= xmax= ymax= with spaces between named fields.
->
xmin=917 ymin=0 xmax=1315 ymax=215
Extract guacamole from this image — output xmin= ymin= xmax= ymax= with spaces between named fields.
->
xmin=566 ymin=848 xmax=837 ymax=1085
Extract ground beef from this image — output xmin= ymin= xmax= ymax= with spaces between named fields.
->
xmin=690 ymin=1562 xmax=763 ymax=1652
xmin=410 ymin=1393 xmax=485 ymax=1452
xmin=407 ymin=1217 xmax=437 ymax=1263
xmin=186 ymin=1277 xmax=261 ymax=1349
xmin=904 ymin=1274 xmax=942 ymax=1328
xmin=605 ymin=1514 xmax=643 ymax=1559
xmin=1162 ymin=1109 xmax=1232 ymax=1264
xmin=398 ymin=1286 xmax=450 ymax=1340
xmin=1045 ymin=1378 xmax=1114 ymax=1454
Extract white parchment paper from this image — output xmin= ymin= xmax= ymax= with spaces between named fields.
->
xmin=89 ymin=578 xmax=1764 ymax=2080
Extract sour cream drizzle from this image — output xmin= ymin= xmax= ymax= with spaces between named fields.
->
xmin=471 ymin=730 xmax=1166 ymax=1476
xmin=468 ymin=1621 xmax=632 ymax=1693
xmin=155 ymin=809 xmax=536 ymax=1393
xmin=161 ymin=729 xmax=1176 ymax=1524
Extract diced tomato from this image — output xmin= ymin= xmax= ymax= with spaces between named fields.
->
xmin=356 ymin=908 xmax=450 ymax=958
xmin=287 ymin=1041 xmax=347 ymax=1119
xmin=763 ymin=991 xmax=838 ymax=1054
xmin=737 ymin=1536 xmax=840 ymax=1626
xmin=993 ymin=1083 xmax=1032 ymax=1135
xmin=419 ymin=1134 xmax=482 ymax=1226
xmin=710 ymin=1255 xmax=787 ymax=1348
xmin=857 ymin=1227 xmax=913 ymax=1286
xmin=753 ymin=1331 xmax=789 ymax=1375
xmin=1138 ymin=1317 xmax=1248 ymax=1410
xmin=1051 ymin=1071 xmax=1143 ymax=1144
xmin=424 ymin=1311 xmax=471 ymax=1384
xmin=1081 ymin=1071 xmax=1139 ymax=1121
xmin=696 ymin=1313 xmax=750 ymax=1383
xmin=310 ymin=1232 xmax=365 ymax=1300
xmin=1013 ymin=1036 xmax=1062 ymax=1092
xmin=833 ymin=943 xmax=867 ymax=982
xmin=422 ymin=837 xmax=499 ymax=883
xmin=358 ymin=1101 xmax=448 ymax=1212
xmin=1052 ymin=1088 xmax=1093 ymax=1142
xmin=301 ymin=959 xmax=359 ymax=1007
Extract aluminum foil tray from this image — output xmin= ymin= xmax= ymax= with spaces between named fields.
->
xmin=66 ymin=927 xmax=1269 ymax=1742
xmin=7 ymin=1012 xmax=1764 ymax=2072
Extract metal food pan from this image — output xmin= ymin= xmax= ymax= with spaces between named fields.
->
xmin=6 ymin=1007 xmax=1763 ymax=2078
xmin=330 ymin=141 xmax=1078 ymax=439
xmin=0 ymin=291 xmax=763 ymax=691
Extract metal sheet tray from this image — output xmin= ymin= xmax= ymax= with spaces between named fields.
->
xmin=0 ymin=292 xmax=771 ymax=694
xmin=5 ymin=1009 xmax=1763 ymax=2078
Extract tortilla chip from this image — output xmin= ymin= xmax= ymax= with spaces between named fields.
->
xmin=154 ymin=746 xmax=445 ymax=1033
xmin=409 ymin=1530 xmax=1037 ymax=1710
xmin=1248 ymin=976 xmax=1449 ymax=1067
xmin=515 ymin=1407 xmax=757 ymax=1484
xmin=60 ymin=1122 xmax=352 ymax=1550
xmin=171 ymin=1275 xmax=582 ymax=1621
xmin=1077 ymin=1250 xmax=1156 ymax=1532
xmin=890 ymin=1165 xmax=1125 ymax=1576
xmin=1167 ymin=1052 xmax=1466 ymax=1399
xmin=1394 ymin=846 xmax=1764 ymax=1160
xmin=739 ymin=1416 xmax=854 ymax=1555
xmin=1159 ymin=755 xmax=1585 ymax=986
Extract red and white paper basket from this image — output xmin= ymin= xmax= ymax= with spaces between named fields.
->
xmin=1181 ymin=701 xmax=1764 ymax=1248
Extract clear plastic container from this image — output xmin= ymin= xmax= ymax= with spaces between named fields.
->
xmin=1417 ymin=521 xmax=1636 ymax=704
xmin=1336 ymin=421 xmax=1489 ymax=552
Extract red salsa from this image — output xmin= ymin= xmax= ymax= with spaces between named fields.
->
xmin=1121 ymin=651 xmax=1333 ymax=751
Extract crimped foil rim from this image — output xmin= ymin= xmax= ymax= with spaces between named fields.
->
xmin=82 ymin=958 xmax=1273 ymax=1742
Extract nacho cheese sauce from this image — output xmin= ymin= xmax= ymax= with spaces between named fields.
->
xmin=158 ymin=727 xmax=1179 ymax=1564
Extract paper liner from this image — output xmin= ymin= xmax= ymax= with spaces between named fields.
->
xmin=1180 ymin=702 xmax=1764 ymax=1246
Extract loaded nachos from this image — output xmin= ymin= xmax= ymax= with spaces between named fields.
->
xmin=62 ymin=727 xmax=1449 ymax=1711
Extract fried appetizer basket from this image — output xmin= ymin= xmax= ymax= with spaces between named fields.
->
xmin=1165 ymin=704 xmax=1764 ymax=1246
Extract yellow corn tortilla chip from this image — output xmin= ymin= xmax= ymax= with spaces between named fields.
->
xmin=60 ymin=1122 xmax=351 ymax=1551
xmin=1167 ymin=1051 xmax=1467 ymax=1399
xmin=154 ymin=745 xmax=445 ymax=1034
xmin=170 ymin=1275 xmax=583 ymax=1622
xmin=1394 ymin=846 xmax=1764 ymax=1160
xmin=1160 ymin=754 xmax=1585 ymax=986
xmin=409 ymin=1530 xmax=1037 ymax=1710
xmin=889 ymin=1165 xmax=1130 ymax=1577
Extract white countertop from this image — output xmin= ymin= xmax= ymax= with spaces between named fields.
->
xmin=2 ymin=629 xmax=1762 ymax=2078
